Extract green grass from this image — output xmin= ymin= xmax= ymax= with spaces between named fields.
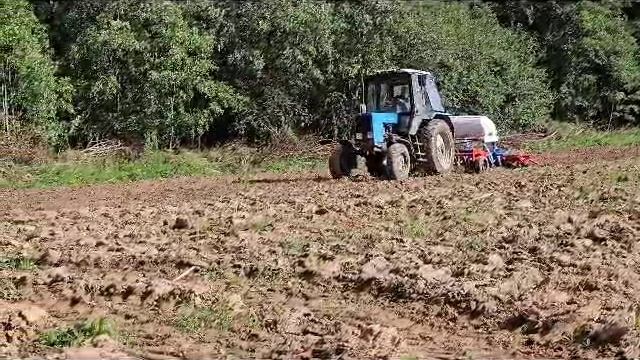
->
xmin=458 ymin=237 xmax=487 ymax=253
xmin=280 ymin=237 xmax=309 ymax=257
xmin=0 ymin=256 xmax=37 ymax=271
xmin=524 ymin=123 xmax=640 ymax=152
xmin=262 ymin=156 xmax=324 ymax=173
xmin=0 ymin=150 xmax=324 ymax=189
xmin=176 ymin=304 xmax=234 ymax=334
xmin=402 ymin=215 xmax=428 ymax=239
xmin=40 ymin=318 xmax=116 ymax=348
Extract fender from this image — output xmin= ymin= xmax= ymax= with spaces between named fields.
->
xmin=434 ymin=113 xmax=455 ymax=137
xmin=409 ymin=112 xmax=455 ymax=137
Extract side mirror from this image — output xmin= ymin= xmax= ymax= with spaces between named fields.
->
xmin=359 ymin=103 xmax=367 ymax=114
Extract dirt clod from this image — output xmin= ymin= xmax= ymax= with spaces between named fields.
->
xmin=171 ymin=217 xmax=190 ymax=230
xmin=39 ymin=249 xmax=62 ymax=266
xmin=589 ymin=322 xmax=629 ymax=346
xmin=360 ymin=257 xmax=392 ymax=281
xmin=18 ymin=306 xmax=48 ymax=325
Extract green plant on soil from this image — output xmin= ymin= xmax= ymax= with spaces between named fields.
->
xmin=457 ymin=237 xmax=488 ymax=253
xmin=249 ymin=217 xmax=274 ymax=234
xmin=403 ymin=216 xmax=428 ymax=239
xmin=176 ymin=304 xmax=234 ymax=333
xmin=246 ymin=310 xmax=263 ymax=331
xmin=280 ymin=237 xmax=309 ymax=257
xmin=40 ymin=318 xmax=116 ymax=348
xmin=0 ymin=278 xmax=22 ymax=301
xmin=0 ymin=256 xmax=37 ymax=271
xmin=203 ymin=267 xmax=225 ymax=281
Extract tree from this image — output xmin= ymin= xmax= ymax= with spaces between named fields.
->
xmin=14 ymin=0 xmax=621 ymax=150
xmin=560 ymin=2 xmax=640 ymax=126
xmin=0 ymin=0 xmax=70 ymax=146
xmin=484 ymin=0 xmax=640 ymax=126
xmin=398 ymin=2 xmax=553 ymax=131
xmin=215 ymin=0 xmax=552 ymax=141
xmin=65 ymin=0 xmax=243 ymax=148
xmin=214 ymin=0 xmax=339 ymax=142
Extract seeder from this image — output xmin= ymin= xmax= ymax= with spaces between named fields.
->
xmin=450 ymin=116 xmax=537 ymax=173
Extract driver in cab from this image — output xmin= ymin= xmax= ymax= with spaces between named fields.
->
xmin=382 ymin=88 xmax=410 ymax=113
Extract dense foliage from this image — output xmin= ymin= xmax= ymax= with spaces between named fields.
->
xmin=1 ymin=0 xmax=639 ymax=149
xmin=0 ymin=0 xmax=70 ymax=147
xmin=486 ymin=0 xmax=640 ymax=127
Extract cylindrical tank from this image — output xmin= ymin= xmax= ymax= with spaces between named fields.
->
xmin=449 ymin=115 xmax=499 ymax=143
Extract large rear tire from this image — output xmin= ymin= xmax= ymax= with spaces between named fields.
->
xmin=420 ymin=119 xmax=454 ymax=174
xmin=386 ymin=143 xmax=411 ymax=180
xmin=329 ymin=143 xmax=357 ymax=179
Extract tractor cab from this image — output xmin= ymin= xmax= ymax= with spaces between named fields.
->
xmin=358 ymin=69 xmax=449 ymax=149
xmin=331 ymin=69 xmax=456 ymax=180
xmin=364 ymin=70 xmax=446 ymax=115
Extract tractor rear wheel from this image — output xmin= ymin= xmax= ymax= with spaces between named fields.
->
xmin=329 ymin=143 xmax=357 ymax=179
xmin=386 ymin=143 xmax=411 ymax=180
xmin=420 ymin=119 xmax=454 ymax=174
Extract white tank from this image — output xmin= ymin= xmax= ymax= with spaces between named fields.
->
xmin=449 ymin=115 xmax=499 ymax=143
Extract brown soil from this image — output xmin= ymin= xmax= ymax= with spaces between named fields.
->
xmin=2 ymin=150 xmax=640 ymax=359
xmin=534 ymin=146 xmax=640 ymax=166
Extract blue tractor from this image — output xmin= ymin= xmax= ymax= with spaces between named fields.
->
xmin=329 ymin=69 xmax=455 ymax=180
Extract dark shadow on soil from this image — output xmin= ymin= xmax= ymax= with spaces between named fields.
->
xmin=240 ymin=176 xmax=333 ymax=185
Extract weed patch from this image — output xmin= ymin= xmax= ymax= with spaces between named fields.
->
xmin=261 ymin=156 xmax=324 ymax=174
xmin=0 ymin=256 xmax=37 ymax=271
xmin=0 ymin=278 xmax=22 ymax=301
xmin=402 ymin=216 xmax=428 ymax=239
xmin=40 ymin=318 xmax=115 ymax=348
xmin=176 ymin=304 xmax=233 ymax=334
xmin=280 ymin=238 xmax=309 ymax=256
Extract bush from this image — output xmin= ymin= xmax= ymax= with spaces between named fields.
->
xmin=559 ymin=2 xmax=640 ymax=126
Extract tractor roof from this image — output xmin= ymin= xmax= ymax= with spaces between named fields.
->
xmin=367 ymin=68 xmax=434 ymax=78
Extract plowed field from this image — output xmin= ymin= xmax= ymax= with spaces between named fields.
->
xmin=1 ymin=148 xmax=640 ymax=360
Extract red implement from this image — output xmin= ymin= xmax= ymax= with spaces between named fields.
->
xmin=456 ymin=147 xmax=491 ymax=172
xmin=503 ymin=153 xmax=538 ymax=167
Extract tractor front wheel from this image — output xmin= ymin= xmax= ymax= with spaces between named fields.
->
xmin=329 ymin=143 xmax=357 ymax=179
xmin=420 ymin=119 xmax=455 ymax=174
xmin=386 ymin=143 xmax=411 ymax=180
